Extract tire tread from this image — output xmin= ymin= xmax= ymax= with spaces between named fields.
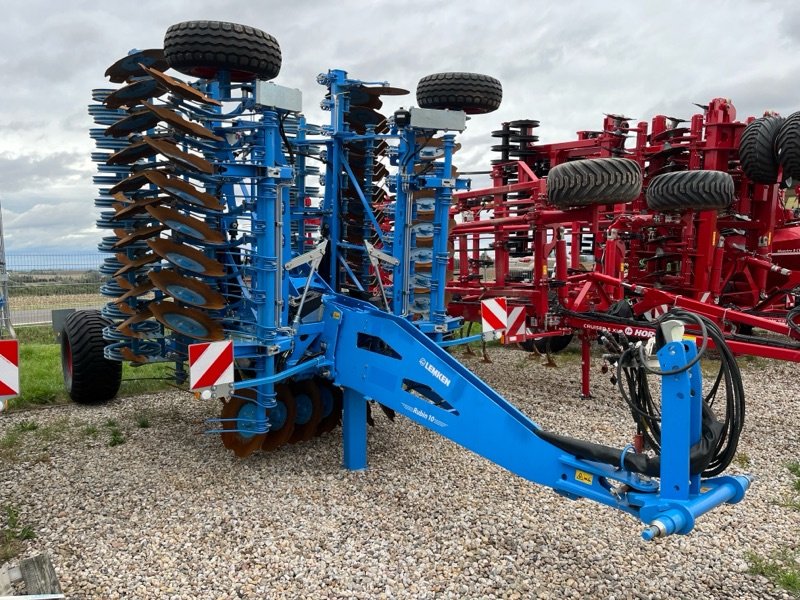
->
xmin=62 ymin=309 xmax=121 ymax=405
xmin=416 ymin=72 xmax=502 ymax=114
xmin=547 ymin=158 xmax=642 ymax=208
xmin=646 ymin=170 xmax=734 ymax=212
xmin=164 ymin=20 xmax=281 ymax=81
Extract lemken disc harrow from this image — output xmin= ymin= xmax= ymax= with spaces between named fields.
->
xmin=67 ymin=19 xmax=757 ymax=540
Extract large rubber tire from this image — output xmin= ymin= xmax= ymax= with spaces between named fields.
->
xmin=61 ymin=310 xmax=121 ymax=405
xmin=163 ymin=21 xmax=281 ymax=82
xmin=416 ymin=72 xmax=502 ymax=114
xmin=646 ymin=170 xmax=734 ymax=212
xmin=776 ymin=111 xmax=800 ymax=180
xmin=739 ymin=116 xmax=783 ymax=184
xmin=546 ymin=158 xmax=642 ymax=208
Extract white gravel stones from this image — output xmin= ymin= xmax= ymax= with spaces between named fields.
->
xmin=1 ymin=347 xmax=798 ymax=599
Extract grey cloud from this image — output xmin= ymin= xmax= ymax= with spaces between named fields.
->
xmin=1 ymin=0 xmax=800 ymax=251
xmin=0 ymin=152 xmax=88 ymax=194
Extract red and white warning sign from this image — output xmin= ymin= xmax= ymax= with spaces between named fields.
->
xmin=505 ymin=306 xmax=528 ymax=342
xmin=0 ymin=340 xmax=20 ymax=412
xmin=189 ymin=340 xmax=234 ymax=392
xmin=481 ymin=297 xmax=508 ymax=333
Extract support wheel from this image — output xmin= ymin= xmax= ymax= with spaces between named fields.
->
xmin=546 ymin=158 xmax=642 ymax=208
xmin=416 ymin=72 xmax=502 ymax=114
xmin=739 ymin=115 xmax=784 ymax=184
xmin=646 ymin=170 xmax=735 ymax=212
xmin=164 ymin=20 xmax=281 ymax=82
xmin=776 ymin=111 xmax=800 ymax=180
xmin=61 ymin=310 xmax=121 ymax=404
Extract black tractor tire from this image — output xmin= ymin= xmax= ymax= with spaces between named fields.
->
xmin=164 ymin=20 xmax=281 ymax=82
xmin=739 ymin=116 xmax=784 ymax=184
xmin=546 ymin=158 xmax=642 ymax=209
xmin=646 ymin=170 xmax=735 ymax=212
xmin=61 ymin=310 xmax=121 ymax=405
xmin=776 ymin=111 xmax=800 ymax=181
xmin=416 ymin=72 xmax=502 ymax=114
xmin=520 ymin=334 xmax=574 ymax=354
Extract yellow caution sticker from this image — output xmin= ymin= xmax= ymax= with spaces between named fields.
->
xmin=575 ymin=470 xmax=593 ymax=485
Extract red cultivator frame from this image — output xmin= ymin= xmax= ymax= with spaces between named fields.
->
xmin=448 ymin=100 xmax=800 ymax=394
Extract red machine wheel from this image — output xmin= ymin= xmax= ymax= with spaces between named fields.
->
xmin=547 ymin=158 xmax=642 ymax=208
xmin=739 ymin=115 xmax=784 ymax=184
xmin=645 ymin=170 xmax=734 ymax=212
xmin=776 ymin=111 xmax=800 ymax=180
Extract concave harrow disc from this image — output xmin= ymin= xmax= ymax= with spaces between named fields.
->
xmin=139 ymin=64 xmax=222 ymax=107
xmin=220 ymin=390 xmax=267 ymax=458
xmin=147 ymin=239 xmax=226 ymax=277
xmin=105 ymin=110 xmax=160 ymax=137
xmin=108 ymin=136 xmax=215 ymax=174
xmin=113 ymin=225 xmax=166 ymax=248
xmin=105 ymin=49 xmax=169 ymax=83
xmin=112 ymin=194 xmax=165 ymax=220
xmin=148 ymin=270 xmax=226 ymax=309
xmin=316 ymin=379 xmax=343 ymax=435
xmin=261 ymin=384 xmax=297 ymax=451
xmin=142 ymin=101 xmax=223 ymax=141
xmin=113 ymin=252 xmax=160 ymax=277
xmin=103 ymin=79 xmax=166 ymax=109
xmin=288 ymin=380 xmax=323 ymax=443
xmin=111 ymin=169 xmax=223 ymax=211
xmin=148 ymin=300 xmax=224 ymax=340
xmin=146 ymin=205 xmax=225 ymax=244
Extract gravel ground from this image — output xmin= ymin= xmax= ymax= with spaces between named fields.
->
xmin=1 ymin=347 xmax=798 ymax=599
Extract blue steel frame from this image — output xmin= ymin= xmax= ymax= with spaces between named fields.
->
xmin=92 ymin=63 xmax=749 ymax=538
xmin=319 ymin=295 xmax=748 ymax=539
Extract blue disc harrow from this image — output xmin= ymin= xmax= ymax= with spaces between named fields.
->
xmin=74 ymin=21 xmax=753 ymax=539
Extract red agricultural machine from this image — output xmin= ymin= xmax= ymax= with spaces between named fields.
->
xmin=448 ymin=99 xmax=800 ymax=393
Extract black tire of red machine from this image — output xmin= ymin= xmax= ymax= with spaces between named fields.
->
xmin=776 ymin=111 xmax=800 ymax=181
xmin=739 ymin=115 xmax=784 ymax=184
xmin=646 ymin=170 xmax=735 ymax=212
xmin=546 ymin=158 xmax=643 ymax=209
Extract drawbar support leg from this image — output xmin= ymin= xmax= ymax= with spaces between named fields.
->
xmin=342 ymin=388 xmax=368 ymax=470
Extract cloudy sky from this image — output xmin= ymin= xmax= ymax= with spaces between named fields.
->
xmin=1 ymin=0 xmax=798 ymax=253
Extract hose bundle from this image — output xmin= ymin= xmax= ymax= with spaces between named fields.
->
xmin=612 ymin=308 xmax=745 ymax=477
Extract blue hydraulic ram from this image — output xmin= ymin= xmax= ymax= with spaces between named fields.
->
xmin=65 ymin=20 xmax=750 ymax=540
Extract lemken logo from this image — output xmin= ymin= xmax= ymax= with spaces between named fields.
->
xmin=418 ymin=357 xmax=451 ymax=387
